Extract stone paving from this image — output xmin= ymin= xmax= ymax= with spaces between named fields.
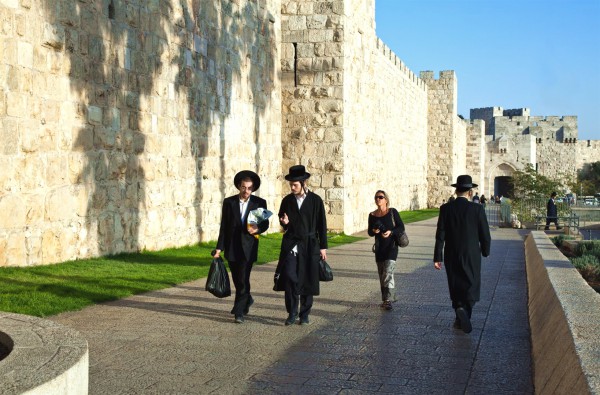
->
xmin=50 ymin=218 xmax=533 ymax=394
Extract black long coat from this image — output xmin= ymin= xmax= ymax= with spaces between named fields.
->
xmin=547 ymin=198 xmax=557 ymax=218
xmin=275 ymin=192 xmax=328 ymax=295
xmin=216 ymin=194 xmax=269 ymax=263
xmin=434 ymin=197 xmax=491 ymax=303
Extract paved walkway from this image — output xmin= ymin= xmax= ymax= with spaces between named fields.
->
xmin=51 ymin=218 xmax=533 ymax=394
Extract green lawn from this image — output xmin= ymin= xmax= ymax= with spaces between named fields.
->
xmin=0 ymin=209 xmax=438 ymax=317
xmin=0 ymin=233 xmax=362 ymax=317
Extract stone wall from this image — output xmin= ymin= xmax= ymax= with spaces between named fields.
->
xmin=280 ymin=0 xmax=345 ymax=230
xmin=577 ymin=139 xmax=600 ymax=171
xmin=281 ymin=0 xmax=428 ymax=234
xmin=473 ymin=108 xmax=581 ymax=191
xmin=342 ymin=0 xmax=428 ymax=233
xmin=0 ymin=0 xmax=281 ymax=266
xmin=466 ymin=119 xmax=485 ymax=193
xmin=422 ymin=70 xmax=464 ymax=207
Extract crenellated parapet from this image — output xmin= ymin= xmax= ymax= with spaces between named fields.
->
xmin=375 ymin=38 xmax=426 ymax=90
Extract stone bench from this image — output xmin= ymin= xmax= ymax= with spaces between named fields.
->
xmin=525 ymin=232 xmax=600 ymax=394
xmin=0 ymin=312 xmax=88 ymax=395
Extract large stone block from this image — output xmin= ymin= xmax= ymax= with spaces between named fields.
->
xmin=0 ymin=193 xmax=26 ymax=228
xmin=45 ymin=187 xmax=77 ymax=222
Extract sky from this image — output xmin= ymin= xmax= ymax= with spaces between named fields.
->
xmin=374 ymin=0 xmax=600 ymax=140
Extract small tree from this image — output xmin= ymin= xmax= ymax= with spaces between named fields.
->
xmin=510 ymin=163 xmax=565 ymax=199
xmin=571 ymin=161 xmax=600 ymax=196
xmin=509 ymin=164 xmax=568 ymax=223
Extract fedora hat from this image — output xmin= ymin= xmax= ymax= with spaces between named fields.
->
xmin=285 ymin=165 xmax=311 ymax=181
xmin=234 ymin=170 xmax=261 ymax=191
xmin=451 ymin=174 xmax=477 ymax=189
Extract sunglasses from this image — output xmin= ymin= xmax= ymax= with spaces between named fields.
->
xmin=375 ymin=196 xmax=385 ymax=200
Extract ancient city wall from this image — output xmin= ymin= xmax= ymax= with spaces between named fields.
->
xmin=466 ymin=119 xmax=485 ymax=193
xmin=577 ymin=139 xmax=600 ymax=170
xmin=470 ymin=106 xmax=502 ymax=136
xmin=422 ymin=71 xmax=465 ymax=207
xmin=280 ymin=0 xmax=346 ymax=229
xmin=0 ymin=0 xmax=282 ymax=266
xmin=342 ymin=0 xmax=428 ymax=233
xmin=281 ymin=0 xmax=428 ymax=234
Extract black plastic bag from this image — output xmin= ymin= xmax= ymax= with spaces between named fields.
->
xmin=205 ymin=257 xmax=231 ymax=298
xmin=319 ymin=259 xmax=333 ymax=282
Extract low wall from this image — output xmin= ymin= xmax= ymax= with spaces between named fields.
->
xmin=525 ymin=232 xmax=600 ymax=394
xmin=0 ymin=312 xmax=88 ymax=395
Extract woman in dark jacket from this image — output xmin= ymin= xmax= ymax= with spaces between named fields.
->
xmin=368 ymin=190 xmax=405 ymax=310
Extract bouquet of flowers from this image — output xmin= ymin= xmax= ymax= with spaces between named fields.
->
xmin=247 ymin=208 xmax=273 ymax=239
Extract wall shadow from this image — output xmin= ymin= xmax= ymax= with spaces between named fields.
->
xmin=42 ymin=0 xmax=276 ymax=257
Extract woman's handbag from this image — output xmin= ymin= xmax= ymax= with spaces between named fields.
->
xmin=319 ymin=259 xmax=333 ymax=282
xmin=391 ymin=208 xmax=409 ymax=248
xmin=205 ymin=257 xmax=231 ymax=298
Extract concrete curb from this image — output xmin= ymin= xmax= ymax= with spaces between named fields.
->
xmin=525 ymin=231 xmax=600 ymax=394
xmin=0 ymin=312 xmax=88 ymax=395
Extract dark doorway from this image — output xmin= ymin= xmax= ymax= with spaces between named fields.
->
xmin=494 ymin=176 xmax=513 ymax=198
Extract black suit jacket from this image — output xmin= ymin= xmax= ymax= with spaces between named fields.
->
xmin=434 ymin=197 xmax=491 ymax=302
xmin=216 ymin=194 xmax=269 ymax=263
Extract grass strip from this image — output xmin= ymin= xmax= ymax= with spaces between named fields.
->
xmin=0 ymin=209 xmax=437 ymax=317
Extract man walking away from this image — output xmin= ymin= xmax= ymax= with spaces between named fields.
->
xmin=434 ymin=175 xmax=491 ymax=334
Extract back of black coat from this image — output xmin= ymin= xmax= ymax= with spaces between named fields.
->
xmin=434 ymin=197 xmax=491 ymax=303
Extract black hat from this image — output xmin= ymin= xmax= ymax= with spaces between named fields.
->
xmin=451 ymin=175 xmax=477 ymax=189
xmin=285 ymin=165 xmax=311 ymax=181
xmin=234 ymin=170 xmax=261 ymax=191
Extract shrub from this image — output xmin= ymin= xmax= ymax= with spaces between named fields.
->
xmin=574 ymin=241 xmax=600 ymax=256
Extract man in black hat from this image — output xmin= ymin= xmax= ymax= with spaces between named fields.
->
xmin=433 ymin=174 xmax=491 ymax=334
xmin=544 ymin=191 xmax=562 ymax=230
xmin=214 ymin=170 xmax=269 ymax=323
xmin=275 ymin=165 xmax=328 ymax=326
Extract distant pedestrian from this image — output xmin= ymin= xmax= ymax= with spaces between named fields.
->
xmin=275 ymin=165 xmax=328 ymax=326
xmin=472 ymin=193 xmax=480 ymax=204
xmin=368 ymin=190 xmax=405 ymax=310
xmin=544 ymin=191 xmax=562 ymax=230
xmin=214 ymin=170 xmax=269 ymax=324
xmin=480 ymin=194 xmax=487 ymax=208
xmin=434 ymin=175 xmax=491 ymax=334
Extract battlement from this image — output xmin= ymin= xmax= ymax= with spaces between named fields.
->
xmin=503 ymin=108 xmax=530 ymax=117
xmin=419 ymin=70 xmax=456 ymax=81
xmin=376 ymin=38 xmax=426 ymax=90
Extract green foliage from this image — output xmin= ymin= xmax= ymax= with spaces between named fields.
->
xmin=574 ymin=240 xmax=600 ymax=256
xmin=0 ymin=232 xmax=363 ymax=317
xmin=398 ymin=208 xmax=439 ymax=223
xmin=572 ymin=161 xmax=600 ymax=196
xmin=570 ymin=241 xmax=600 ymax=284
xmin=510 ymin=163 xmax=565 ymax=200
xmin=0 ymin=208 xmax=436 ymax=317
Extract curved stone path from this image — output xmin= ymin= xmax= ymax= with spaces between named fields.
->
xmin=51 ymin=218 xmax=533 ymax=394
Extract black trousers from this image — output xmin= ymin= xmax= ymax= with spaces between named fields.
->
xmin=545 ymin=216 xmax=559 ymax=229
xmin=283 ymin=251 xmax=313 ymax=319
xmin=228 ymin=260 xmax=254 ymax=316
xmin=452 ymin=300 xmax=475 ymax=318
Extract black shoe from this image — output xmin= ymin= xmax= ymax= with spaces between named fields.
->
xmin=234 ymin=315 xmax=244 ymax=324
xmin=380 ymin=300 xmax=393 ymax=310
xmin=456 ymin=307 xmax=472 ymax=334
xmin=557 ymin=227 xmax=563 ymax=230
xmin=285 ymin=315 xmax=298 ymax=326
xmin=243 ymin=297 xmax=254 ymax=315
xmin=544 ymin=227 xmax=550 ymax=230
xmin=453 ymin=318 xmax=461 ymax=329
xmin=299 ymin=316 xmax=310 ymax=325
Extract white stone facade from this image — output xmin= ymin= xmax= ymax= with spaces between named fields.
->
xmin=1 ymin=1 xmax=598 ymax=266
xmin=0 ymin=0 xmax=282 ymax=266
